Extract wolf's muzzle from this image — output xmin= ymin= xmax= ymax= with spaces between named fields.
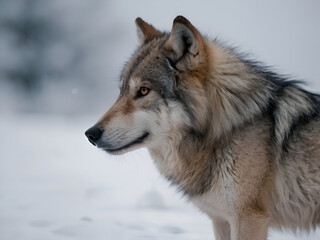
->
xmin=85 ymin=126 xmax=103 ymax=146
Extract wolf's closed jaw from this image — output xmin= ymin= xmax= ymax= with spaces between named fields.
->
xmin=85 ymin=125 xmax=150 ymax=154
xmin=103 ymin=132 xmax=149 ymax=153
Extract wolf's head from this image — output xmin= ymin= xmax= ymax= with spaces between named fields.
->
xmin=85 ymin=16 xmax=212 ymax=155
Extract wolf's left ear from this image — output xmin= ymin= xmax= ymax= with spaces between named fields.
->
xmin=164 ymin=16 xmax=207 ymax=71
xmin=135 ymin=18 xmax=162 ymax=46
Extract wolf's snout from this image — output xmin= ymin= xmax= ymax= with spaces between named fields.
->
xmin=85 ymin=126 xmax=103 ymax=146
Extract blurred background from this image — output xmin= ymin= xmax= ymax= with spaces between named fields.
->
xmin=0 ymin=0 xmax=320 ymax=239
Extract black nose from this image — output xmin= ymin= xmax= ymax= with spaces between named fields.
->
xmin=85 ymin=126 xmax=103 ymax=146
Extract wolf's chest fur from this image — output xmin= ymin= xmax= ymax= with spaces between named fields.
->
xmin=149 ymin=119 xmax=272 ymax=219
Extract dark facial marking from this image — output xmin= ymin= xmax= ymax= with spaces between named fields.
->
xmin=120 ymin=35 xmax=179 ymax=101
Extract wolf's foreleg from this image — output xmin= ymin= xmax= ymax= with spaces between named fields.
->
xmin=212 ymin=218 xmax=231 ymax=240
xmin=230 ymin=212 xmax=269 ymax=240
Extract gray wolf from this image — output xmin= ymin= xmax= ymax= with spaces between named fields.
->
xmin=85 ymin=16 xmax=320 ymax=240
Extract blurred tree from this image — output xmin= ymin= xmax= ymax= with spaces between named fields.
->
xmin=0 ymin=0 xmax=124 ymax=114
xmin=0 ymin=0 xmax=58 ymax=91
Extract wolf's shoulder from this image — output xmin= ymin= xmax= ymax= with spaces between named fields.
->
xmin=268 ymin=79 xmax=320 ymax=152
xmin=240 ymin=57 xmax=320 ymax=151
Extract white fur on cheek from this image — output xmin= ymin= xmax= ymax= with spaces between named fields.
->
xmin=97 ymin=100 xmax=190 ymax=154
xmin=145 ymin=101 xmax=191 ymax=146
xmin=99 ymin=112 xmax=148 ymax=151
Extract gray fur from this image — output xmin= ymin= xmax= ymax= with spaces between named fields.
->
xmin=86 ymin=16 xmax=320 ymax=240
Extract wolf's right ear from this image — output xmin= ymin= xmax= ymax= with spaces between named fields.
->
xmin=164 ymin=16 xmax=207 ymax=72
xmin=135 ymin=18 xmax=162 ymax=46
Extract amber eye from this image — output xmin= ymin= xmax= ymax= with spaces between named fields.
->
xmin=140 ymin=87 xmax=149 ymax=96
xmin=135 ymin=87 xmax=150 ymax=99
xmin=135 ymin=87 xmax=151 ymax=99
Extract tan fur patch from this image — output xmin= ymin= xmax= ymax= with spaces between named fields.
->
xmin=97 ymin=97 xmax=135 ymax=128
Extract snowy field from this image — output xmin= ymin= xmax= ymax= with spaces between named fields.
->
xmin=0 ymin=113 xmax=319 ymax=240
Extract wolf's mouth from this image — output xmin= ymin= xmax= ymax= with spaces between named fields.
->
xmin=104 ymin=132 xmax=149 ymax=153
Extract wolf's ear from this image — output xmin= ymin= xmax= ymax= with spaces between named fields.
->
xmin=135 ymin=18 xmax=162 ymax=46
xmin=164 ymin=16 xmax=206 ymax=71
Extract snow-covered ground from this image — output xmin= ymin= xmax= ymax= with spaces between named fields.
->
xmin=0 ymin=113 xmax=319 ymax=240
